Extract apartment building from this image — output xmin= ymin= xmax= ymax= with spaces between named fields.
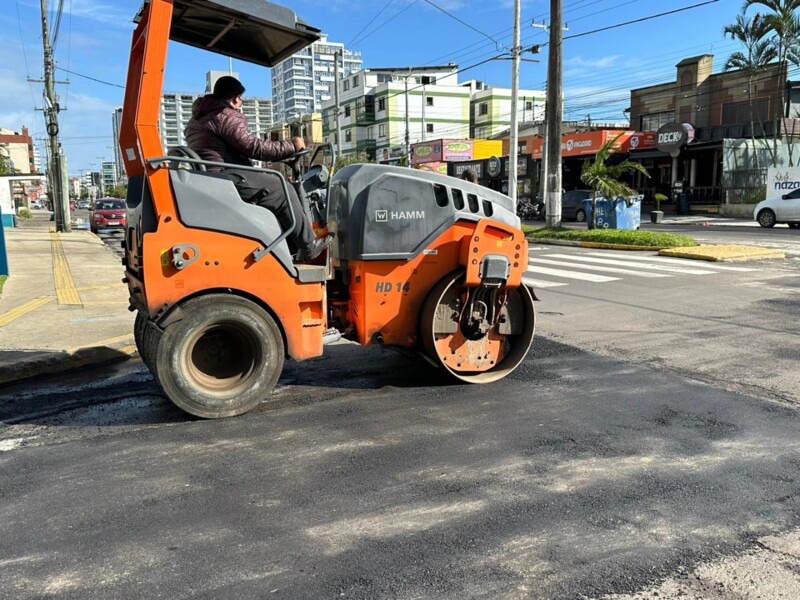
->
xmin=320 ymin=65 xmax=470 ymax=163
xmin=470 ymin=85 xmax=546 ymax=139
xmin=0 ymin=127 xmax=36 ymax=174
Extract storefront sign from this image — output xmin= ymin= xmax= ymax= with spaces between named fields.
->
xmin=656 ymin=123 xmax=695 ymax=157
xmin=486 ymin=156 xmax=502 ymax=179
xmin=443 ymin=141 xmax=473 ymax=162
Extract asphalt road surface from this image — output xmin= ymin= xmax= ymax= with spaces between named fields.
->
xmin=2 ymin=224 xmax=799 ymax=599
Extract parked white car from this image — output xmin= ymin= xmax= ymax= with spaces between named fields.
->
xmin=754 ymin=190 xmax=800 ymax=228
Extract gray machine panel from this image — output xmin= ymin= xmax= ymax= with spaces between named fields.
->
xmin=169 ymin=169 xmax=296 ymax=275
xmin=327 ymin=164 xmax=520 ymax=262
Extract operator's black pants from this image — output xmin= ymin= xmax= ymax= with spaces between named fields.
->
xmin=226 ymin=168 xmax=316 ymax=250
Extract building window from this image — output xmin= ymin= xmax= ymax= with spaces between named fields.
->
xmin=426 ymin=124 xmax=434 ymax=134
xmin=426 ymin=97 xmax=434 ymax=107
xmin=344 ymin=105 xmax=351 ymax=117
xmin=379 ymin=124 xmax=386 ymax=138
xmin=345 ymin=130 xmax=352 ymax=142
xmin=640 ymin=111 xmax=674 ymax=131
xmin=343 ymin=80 xmax=349 ymax=91
xmin=479 ymin=103 xmax=488 ymax=116
xmin=378 ymin=98 xmax=386 ymax=111
xmin=352 ymin=75 xmax=359 ymax=87
xmin=525 ymin=101 xmax=533 ymax=111
xmin=475 ymin=127 xmax=488 ymax=139
xmin=367 ymin=126 xmax=374 ymax=138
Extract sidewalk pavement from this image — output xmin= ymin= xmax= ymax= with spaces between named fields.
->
xmin=0 ymin=213 xmax=136 ymax=387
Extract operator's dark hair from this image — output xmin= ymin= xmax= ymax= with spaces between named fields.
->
xmin=213 ymin=76 xmax=246 ymax=101
xmin=461 ymin=168 xmax=478 ymax=183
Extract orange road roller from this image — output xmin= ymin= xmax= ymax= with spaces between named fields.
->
xmin=120 ymin=0 xmax=536 ymax=418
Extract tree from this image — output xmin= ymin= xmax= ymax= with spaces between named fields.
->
xmin=743 ymin=0 xmax=800 ymax=163
xmin=105 ymin=185 xmax=127 ymax=198
xmin=724 ymin=13 xmax=778 ymax=170
xmin=580 ymin=134 xmax=650 ymax=230
xmin=0 ymin=153 xmax=18 ymax=175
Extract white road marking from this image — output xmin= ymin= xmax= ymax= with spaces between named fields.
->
xmin=527 ymin=265 xmax=619 ymax=282
xmin=544 ymin=253 xmax=719 ymax=275
xmin=522 ymin=275 xmax=568 ymax=288
xmin=531 ymin=257 xmax=671 ymax=278
xmin=585 ymin=251 xmax=758 ymax=271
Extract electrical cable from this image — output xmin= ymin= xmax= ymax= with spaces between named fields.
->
xmin=346 ymin=0 xmax=395 ymax=47
xmin=55 ymin=66 xmax=125 ymax=89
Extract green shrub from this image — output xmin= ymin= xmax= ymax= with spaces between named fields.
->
xmin=522 ymin=226 xmax=697 ymax=248
xmin=17 ymin=208 xmax=32 ymax=220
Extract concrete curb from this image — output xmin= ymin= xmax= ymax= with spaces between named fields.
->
xmin=0 ymin=335 xmax=138 ymax=386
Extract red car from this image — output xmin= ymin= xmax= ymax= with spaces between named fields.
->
xmin=90 ymin=198 xmax=127 ymax=233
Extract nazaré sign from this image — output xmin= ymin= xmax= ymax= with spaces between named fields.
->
xmin=656 ymin=123 xmax=696 ymax=157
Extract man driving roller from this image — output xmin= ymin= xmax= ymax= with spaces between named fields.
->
xmin=185 ymin=75 xmax=332 ymax=262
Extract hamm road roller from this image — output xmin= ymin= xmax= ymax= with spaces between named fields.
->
xmin=120 ymin=0 xmax=536 ymax=418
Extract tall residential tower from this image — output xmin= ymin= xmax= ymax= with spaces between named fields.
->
xmin=271 ymin=34 xmax=362 ymax=124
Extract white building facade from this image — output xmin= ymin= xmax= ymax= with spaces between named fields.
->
xmin=271 ymin=34 xmax=362 ymax=125
xmin=321 ymin=65 xmax=470 ymax=162
xmin=471 ymin=86 xmax=546 ymax=139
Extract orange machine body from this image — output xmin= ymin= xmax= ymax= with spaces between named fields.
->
xmin=120 ymin=0 xmax=325 ymax=360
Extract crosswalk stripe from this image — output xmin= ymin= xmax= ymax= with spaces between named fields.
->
xmin=527 ymin=265 xmax=619 ymax=282
xmin=531 ymin=257 xmax=670 ymax=277
xmin=544 ymin=253 xmax=719 ymax=275
xmin=522 ymin=275 xmax=568 ymax=288
xmin=584 ymin=251 xmax=757 ymax=271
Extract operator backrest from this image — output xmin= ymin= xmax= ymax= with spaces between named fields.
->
xmin=328 ymin=164 xmax=518 ymax=261
xmin=168 ymin=169 xmax=295 ymax=274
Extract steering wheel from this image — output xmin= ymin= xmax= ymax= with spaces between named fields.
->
xmin=280 ymin=148 xmax=310 ymax=166
xmin=168 ymin=146 xmax=206 ymax=171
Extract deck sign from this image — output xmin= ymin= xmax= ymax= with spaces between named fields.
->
xmin=656 ymin=123 xmax=695 ymax=157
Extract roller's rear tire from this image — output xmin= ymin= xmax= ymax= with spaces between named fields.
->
xmin=155 ymin=294 xmax=284 ymax=418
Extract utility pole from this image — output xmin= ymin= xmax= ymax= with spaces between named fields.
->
xmin=544 ymin=0 xmax=564 ymax=229
xmin=333 ymin=50 xmax=342 ymax=160
xmin=405 ymin=68 xmax=411 ymax=163
xmin=39 ymin=0 xmax=69 ymax=232
xmin=509 ymin=0 xmax=522 ymax=205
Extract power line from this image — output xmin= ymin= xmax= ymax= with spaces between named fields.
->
xmin=55 ymin=66 xmax=125 ymax=88
xmin=422 ymin=0 xmax=505 ymax=50
xmin=564 ymin=0 xmax=720 ymax=41
xmin=347 ymin=0 xmax=395 ymax=47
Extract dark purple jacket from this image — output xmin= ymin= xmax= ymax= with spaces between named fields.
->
xmin=184 ymin=95 xmax=295 ymax=169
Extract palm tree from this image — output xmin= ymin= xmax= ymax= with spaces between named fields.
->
xmin=743 ymin=0 xmax=800 ymax=162
xmin=580 ymin=134 xmax=650 ymax=230
xmin=723 ymin=13 xmax=777 ymax=170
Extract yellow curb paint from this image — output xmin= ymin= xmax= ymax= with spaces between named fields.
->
xmin=65 ymin=334 xmax=135 ymax=354
xmin=0 ymin=297 xmax=54 ymax=327
xmin=660 ymin=245 xmax=785 ymax=262
xmin=50 ymin=232 xmax=82 ymax=306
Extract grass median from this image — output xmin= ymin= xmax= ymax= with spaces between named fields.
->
xmin=522 ymin=226 xmax=697 ymax=248
xmin=0 ymin=275 xmax=6 ymax=295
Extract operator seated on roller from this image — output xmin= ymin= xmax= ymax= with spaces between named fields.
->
xmin=185 ymin=76 xmax=333 ymax=262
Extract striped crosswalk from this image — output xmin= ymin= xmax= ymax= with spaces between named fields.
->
xmin=523 ymin=249 xmax=757 ymax=290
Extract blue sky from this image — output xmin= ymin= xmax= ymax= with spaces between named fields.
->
xmin=1 ymin=0 xmax=750 ymax=175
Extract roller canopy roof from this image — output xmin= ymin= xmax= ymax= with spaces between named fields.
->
xmin=138 ymin=0 xmax=321 ymax=67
